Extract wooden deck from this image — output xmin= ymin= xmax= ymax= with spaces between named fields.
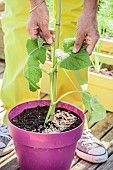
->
xmin=0 ymin=61 xmax=113 ymax=170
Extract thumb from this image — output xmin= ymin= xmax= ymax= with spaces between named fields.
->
xmin=73 ymin=34 xmax=85 ymax=53
xmin=43 ymin=29 xmax=53 ymax=44
xmin=40 ymin=22 xmax=53 ymax=44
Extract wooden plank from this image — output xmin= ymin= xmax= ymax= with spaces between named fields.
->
xmin=0 ymin=150 xmax=15 ymax=164
xmin=0 ymin=13 xmax=5 ymax=60
xmin=0 ymin=106 xmax=4 ymax=113
xmin=71 ymin=112 xmax=113 ymax=170
xmin=40 ymin=92 xmax=48 ymax=99
xmin=0 ymin=150 xmax=19 ymax=170
xmin=0 ymin=72 xmax=3 ymax=79
xmin=71 ymin=159 xmax=94 ymax=170
xmin=0 ymin=1 xmax=4 ymax=12
xmin=0 ymin=62 xmax=5 ymax=74
xmin=0 ymin=98 xmax=3 ymax=108
xmin=71 ymin=155 xmax=80 ymax=169
xmin=102 ymin=128 xmax=113 ymax=155
xmin=96 ymin=154 xmax=113 ymax=170
xmin=0 ymin=154 xmax=19 ymax=170
xmin=42 ymin=94 xmax=50 ymax=100
xmin=0 ymin=61 xmax=5 ymax=77
xmin=91 ymin=112 xmax=113 ymax=139
xmin=0 ymin=110 xmax=5 ymax=125
xmin=0 ymin=99 xmax=4 ymax=123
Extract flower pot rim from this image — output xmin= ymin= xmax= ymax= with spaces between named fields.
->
xmin=8 ymin=99 xmax=84 ymax=136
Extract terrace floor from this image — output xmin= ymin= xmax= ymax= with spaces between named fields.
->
xmin=0 ymin=60 xmax=113 ymax=170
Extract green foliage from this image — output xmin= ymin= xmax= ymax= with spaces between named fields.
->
xmin=24 ymin=38 xmax=47 ymax=91
xmin=89 ymin=96 xmax=106 ymax=123
xmin=24 ymin=67 xmax=42 ymax=91
xmin=82 ymin=92 xmax=92 ymax=111
xmin=90 ymin=41 xmax=103 ymax=73
xmin=26 ymin=38 xmax=47 ymax=64
xmin=25 ymin=37 xmax=106 ymax=124
xmin=56 ymin=38 xmax=91 ymax=70
xmin=97 ymin=0 xmax=113 ymax=37
xmin=62 ymin=38 xmax=76 ymax=52
xmin=82 ymin=92 xmax=106 ymax=123
xmin=25 ymin=37 xmax=91 ymax=92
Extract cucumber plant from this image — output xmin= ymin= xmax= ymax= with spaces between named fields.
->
xmin=24 ymin=0 xmax=106 ymax=126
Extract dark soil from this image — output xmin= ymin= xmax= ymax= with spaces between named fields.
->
xmin=11 ymin=106 xmax=82 ymax=133
xmin=90 ymin=63 xmax=113 ymax=77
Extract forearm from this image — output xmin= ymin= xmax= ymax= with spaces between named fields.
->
xmin=29 ymin=0 xmax=45 ymax=8
xmin=27 ymin=0 xmax=53 ymax=43
xmin=83 ymin=0 xmax=98 ymax=17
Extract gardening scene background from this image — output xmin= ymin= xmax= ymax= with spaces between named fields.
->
xmin=0 ymin=0 xmax=113 ymax=111
xmin=0 ymin=0 xmax=113 ymax=170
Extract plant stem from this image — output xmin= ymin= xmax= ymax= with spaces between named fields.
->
xmin=52 ymin=0 xmax=61 ymax=102
xmin=44 ymin=103 xmax=55 ymax=125
xmin=41 ymin=68 xmax=49 ymax=74
xmin=95 ymin=54 xmax=100 ymax=73
xmin=50 ymin=75 xmax=53 ymax=102
xmin=44 ymin=0 xmax=61 ymax=125
xmin=54 ymin=90 xmax=91 ymax=104
xmin=48 ymin=63 xmax=58 ymax=76
xmin=55 ymin=90 xmax=82 ymax=104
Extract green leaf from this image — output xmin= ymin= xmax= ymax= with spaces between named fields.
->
xmin=29 ymin=82 xmax=40 ymax=92
xmin=82 ymin=92 xmax=92 ymax=110
xmin=25 ymin=38 xmax=47 ymax=92
xmin=59 ymin=44 xmax=91 ymax=70
xmin=24 ymin=66 xmax=42 ymax=91
xmin=27 ymin=55 xmax=40 ymax=67
xmin=37 ymin=37 xmax=45 ymax=48
xmin=37 ymin=46 xmax=46 ymax=64
xmin=82 ymin=92 xmax=106 ymax=123
xmin=24 ymin=66 xmax=42 ymax=83
xmin=26 ymin=39 xmax=38 ymax=55
xmin=62 ymin=38 xmax=75 ymax=53
xmin=26 ymin=38 xmax=46 ymax=64
xmin=88 ymin=96 xmax=107 ymax=123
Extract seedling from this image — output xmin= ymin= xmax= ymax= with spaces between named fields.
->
xmin=90 ymin=41 xmax=103 ymax=73
xmin=24 ymin=0 xmax=106 ymax=125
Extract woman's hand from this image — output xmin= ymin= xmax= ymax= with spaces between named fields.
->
xmin=73 ymin=13 xmax=99 ymax=55
xmin=27 ymin=1 xmax=54 ymax=44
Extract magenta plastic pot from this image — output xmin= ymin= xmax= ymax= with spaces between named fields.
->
xmin=8 ymin=100 xmax=84 ymax=170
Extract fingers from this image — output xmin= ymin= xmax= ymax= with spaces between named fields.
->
xmin=39 ymin=20 xmax=53 ymax=44
xmin=27 ymin=25 xmax=39 ymax=40
xmin=73 ymin=28 xmax=99 ymax=55
xmin=50 ymin=30 xmax=55 ymax=35
xmin=27 ymin=24 xmax=55 ymax=44
xmin=73 ymin=33 xmax=85 ymax=53
xmin=86 ymin=32 xmax=99 ymax=55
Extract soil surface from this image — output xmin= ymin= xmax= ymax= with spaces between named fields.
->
xmin=11 ymin=106 xmax=82 ymax=133
xmin=90 ymin=63 xmax=113 ymax=77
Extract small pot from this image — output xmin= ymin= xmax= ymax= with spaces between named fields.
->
xmin=8 ymin=100 xmax=84 ymax=170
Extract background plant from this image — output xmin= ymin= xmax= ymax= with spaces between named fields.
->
xmin=91 ymin=0 xmax=113 ymax=74
xmin=97 ymin=0 xmax=113 ymax=38
xmin=90 ymin=41 xmax=103 ymax=73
